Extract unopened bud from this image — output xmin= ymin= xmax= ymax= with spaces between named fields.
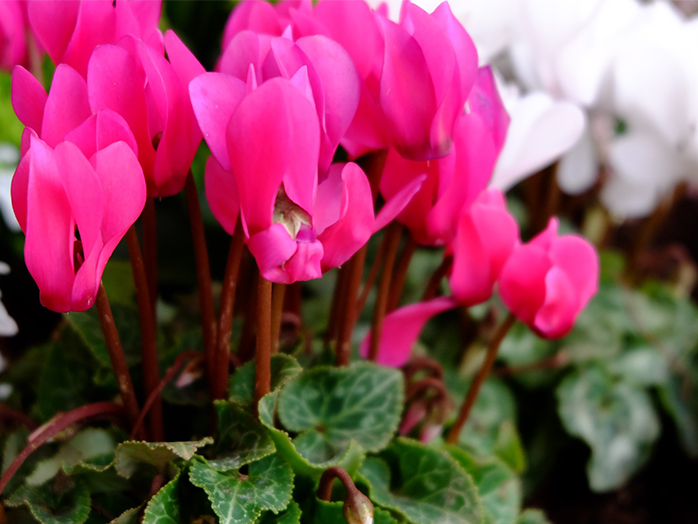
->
xmin=343 ymin=490 xmax=374 ymax=524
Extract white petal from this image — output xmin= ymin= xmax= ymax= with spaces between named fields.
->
xmin=0 ymin=169 xmax=20 ymax=232
xmin=557 ymin=127 xmax=599 ymax=194
xmin=490 ymin=90 xmax=586 ymax=191
xmin=0 ymin=293 xmax=18 ymax=338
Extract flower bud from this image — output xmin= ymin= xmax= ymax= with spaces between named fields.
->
xmin=343 ymin=490 xmax=374 ymax=524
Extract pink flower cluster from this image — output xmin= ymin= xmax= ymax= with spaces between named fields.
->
xmin=10 ymin=0 xmax=203 ymax=311
xmin=5 ymin=0 xmax=598 ymax=347
xmin=361 ymin=189 xmax=599 ymax=367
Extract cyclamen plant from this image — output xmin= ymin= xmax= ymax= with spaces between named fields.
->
xmin=0 ymin=1 xmax=601 ymax=523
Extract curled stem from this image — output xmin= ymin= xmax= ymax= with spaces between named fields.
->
xmin=446 ymin=313 xmax=516 ymax=444
xmin=214 ymin=223 xmax=245 ymax=401
xmin=317 ymin=466 xmax=374 ymax=524
xmin=0 ymin=402 xmax=127 ymax=495
xmin=126 ymin=226 xmax=163 ymax=441
xmin=254 ymin=274 xmax=273 ymax=415
xmin=95 ymin=282 xmax=146 ymax=440
xmin=185 ymin=171 xmax=217 ymax=400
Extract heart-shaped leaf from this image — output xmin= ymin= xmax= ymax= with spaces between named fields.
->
xmin=142 ymin=472 xmax=180 ymax=524
xmin=115 ymin=438 xmax=213 ymax=478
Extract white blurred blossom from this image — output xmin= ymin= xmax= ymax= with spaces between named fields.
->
xmin=0 ymin=261 xmax=17 ymax=337
xmin=0 ymin=142 xmax=20 ymax=232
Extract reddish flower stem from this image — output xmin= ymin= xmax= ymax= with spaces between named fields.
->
xmin=355 ymin=236 xmax=386 ymax=317
xmin=446 ymin=313 xmax=515 ymax=444
xmin=126 ymin=226 xmax=163 ymax=441
xmin=213 ymin=222 xmax=245 ymax=401
xmin=270 ymin=283 xmax=286 ymax=355
xmin=368 ymin=222 xmax=403 ymax=361
xmin=0 ymin=403 xmax=37 ymax=430
xmin=95 ymin=282 xmax=147 ymax=440
xmin=0 ymin=402 xmax=127 ymax=495
xmin=142 ymin=198 xmax=158 ymax=318
xmin=254 ymin=274 xmax=273 ymax=415
xmin=184 ymin=171 xmax=217 ymax=400
xmin=325 ymin=266 xmax=348 ymax=351
xmin=130 ymin=351 xmax=201 ymax=440
xmin=386 ymin=236 xmax=417 ymax=313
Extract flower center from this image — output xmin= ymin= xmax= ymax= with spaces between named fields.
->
xmin=273 ymin=185 xmax=312 ymax=240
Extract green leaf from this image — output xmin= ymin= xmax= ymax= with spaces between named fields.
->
xmin=101 ymin=261 xmax=137 ymax=308
xmin=359 ymin=438 xmax=483 ymax=524
xmin=497 ymin=323 xmax=558 ymax=389
xmin=258 ymin=392 xmax=365 ymax=479
xmin=27 ymin=429 xmax=117 ymax=486
xmin=65 ymin=304 xmax=143 ymax=370
xmin=5 ymin=481 xmax=91 ymax=524
xmin=209 ymin=401 xmax=275 ymax=470
xmin=516 ymin=509 xmax=551 ymax=524
xmin=108 ymin=506 xmax=143 ymax=524
xmin=445 ymin=446 xmax=521 ymax=524
xmin=229 ymin=354 xmax=302 ymax=405
xmin=259 ymin=501 xmax=301 ymax=524
xmin=142 ymin=473 xmax=180 ymax=524
xmin=557 ymin=366 xmax=660 ymax=492
xmin=659 ymin=372 xmax=698 ymax=457
xmin=277 ymin=362 xmax=404 ymax=461
xmin=115 ymin=438 xmax=213 ymax=478
xmin=189 ymin=453 xmax=293 ymax=524
xmin=607 ymin=345 xmax=669 ymax=386
xmin=454 ymin=378 xmax=525 ymax=473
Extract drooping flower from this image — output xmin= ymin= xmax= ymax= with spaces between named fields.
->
xmin=380 ymin=66 xmax=509 ymax=245
xmin=360 ymin=188 xmax=520 ymax=366
xmin=498 ymin=217 xmax=599 ymax=338
xmin=27 ymin=0 xmax=163 ymax=77
xmin=11 ymin=131 xmax=146 ymax=312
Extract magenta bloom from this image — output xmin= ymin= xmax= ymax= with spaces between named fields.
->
xmin=87 ymin=31 xmax=205 ymax=197
xmin=499 ymin=218 xmax=599 ymax=339
xmin=0 ymin=0 xmax=30 ymax=72
xmin=27 ymin=0 xmax=162 ymax=77
xmin=449 ymin=189 xmax=519 ymax=306
xmin=12 ymin=131 xmax=146 ymax=312
xmin=380 ymin=67 xmax=509 ymax=245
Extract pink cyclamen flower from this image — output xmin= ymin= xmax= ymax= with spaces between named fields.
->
xmin=27 ymin=0 xmax=162 ymax=77
xmin=0 ymin=0 xmax=30 ymax=72
xmin=87 ymin=31 xmax=205 ymax=197
xmin=448 ymin=188 xmax=519 ymax=306
xmin=221 ymin=0 xmax=479 ymax=161
xmin=499 ymin=217 xmax=599 ymax=339
xmin=360 ymin=188 xmax=519 ymax=367
xmin=380 ymin=66 xmax=509 ymax=245
xmin=11 ymin=131 xmax=146 ymax=312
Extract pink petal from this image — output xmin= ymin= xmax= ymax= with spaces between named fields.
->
xmin=549 ymin=235 xmax=599 ymax=309
xmin=377 ymin=15 xmax=436 ymax=160
xmin=54 ymin=141 xmax=104 ymax=310
xmin=205 ymin=156 xmax=239 ymax=236
xmin=11 ymin=146 xmax=32 ymax=232
xmin=247 ymin=223 xmax=298 ymax=280
xmin=219 ymin=30 xmax=264 ymax=81
xmin=282 ymin=239 xmax=324 ymax=283
xmin=164 ymin=30 xmax=205 ymax=92
xmin=88 ymin=43 xmax=156 ymax=187
xmin=374 ymin=173 xmax=427 ymax=233
xmin=533 ymin=267 xmax=579 ymax=339
xmin=314 ymin=163 xmax=346 ymax=235
xmin=498 ymin=244 xmax=551 ymax=327
xmin=189 ymin=72 xmax=247 ymax=171
xmin=61 ymin=0 xmax=117 ymax=77
xmin=317 ymin=163 xmax=374 ymax=271
xmin=222 ymin=0 xmax=283 ymax=50
xmin=227 ymin=78 xmax=319 ymax=233
xmin=24 ymin=137 xmax=74 ymax=313
xmin=42 ymin=64 xmax=91 ymax=148
xmin=296 ymin=35 xmax=360 ymax=172
xmin=11 ymin=66 xmax=47 ymax=134
xmin=27 ymin=0 xmax=79 ymax=66
xmin=359 ymin=297 xmax=458 ymax=367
